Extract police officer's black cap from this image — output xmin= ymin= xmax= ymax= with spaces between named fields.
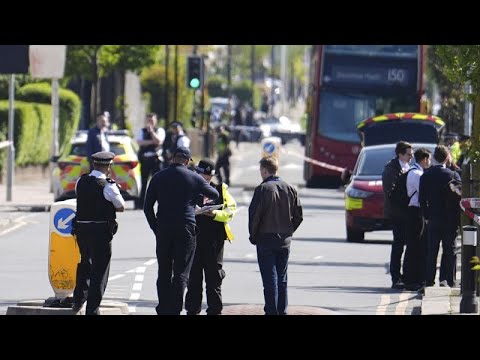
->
xmin=170 ymin=121 xmax=182 ymax=128
xmin=173 ymin=146 xmax=192 ymax=161
xmin=195 ymin=158 xmax=216 ymax=176
xmin=91 ymin=151 xmax=115 ymax=165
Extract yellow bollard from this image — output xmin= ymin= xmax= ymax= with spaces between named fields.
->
xmin=261 ymin=136 xmax=281 ymax=159
xmin=48 ymin=199 xmax=80 ymax=298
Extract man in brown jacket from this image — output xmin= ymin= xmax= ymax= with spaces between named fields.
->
xmin=248 ymin=156 xmax=303 ymax=315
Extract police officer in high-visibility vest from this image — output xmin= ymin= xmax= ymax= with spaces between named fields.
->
xmin=185 ymin=158 xmax=237 ymax=315
xmin=72 ymin=151 xmax=125 ymax=315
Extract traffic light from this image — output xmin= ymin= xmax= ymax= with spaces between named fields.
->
xmin=187 ymin=55 xmax=203 ymax=89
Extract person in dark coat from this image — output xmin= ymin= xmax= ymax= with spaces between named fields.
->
xmin=143 ymin=147 xmax=219 ymax=315
xmin=185 ymin=158 xmax=237 ymax=315
xmin=72 ymin=151 xmax=125 ymax=315
xmin=86 ymin=113 xmax=110 ymax=171
xmin=382 ymin=141 xmax=413 ymax=289
xmin=248 ymin=156 xmax=303 ymax=315
xmin=419 ymin=145 xmax=461 ymax=288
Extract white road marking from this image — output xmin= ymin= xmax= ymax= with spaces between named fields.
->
xmin=129 ymin=293 xmax=140 ymax=300
xmin=132 ymin=283 xmax=142 ymax=291
xmin=282 ymin=163 xmax=303 ymax=170
xmin=0 ymin=214 xmax=39 ymax=237
xmin=376 ymin=295 xmax=390 ymax=315
xmin=144 ymin=259 xmax=156 ymax=266
xmin=395 ymin=293 xmax=410 ymax=315
xmin=313 ymin=256 xmax=323 ymax=260
xmin=135 ymin=267 xmax=146 ymax=273
xmin=235 ymin=206 xmax=246 ymax=213
xmin=135 ymin=275 xmax=144 ymax=282
xmin=108 ymin=274 xmax=125 ymax=281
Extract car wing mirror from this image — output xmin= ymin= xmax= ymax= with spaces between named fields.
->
xmin=50 ymin=155 xmax=61 ymax=163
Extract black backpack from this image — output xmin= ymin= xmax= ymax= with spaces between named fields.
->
xmin=388 ymin=168 xmax=416 ymax=210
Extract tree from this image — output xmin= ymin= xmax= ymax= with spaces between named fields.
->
xmin=436 ymin=45 xmax=480 ymax=210
xmin=65 ymin=45 xmax=161 ymax=125
xmin=426 ymin=45 xmax=465 ymax=133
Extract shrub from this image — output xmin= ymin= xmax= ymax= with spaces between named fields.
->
xmin=17 ymin=82 xmax=81 ymax=154
xmin=0 ymin=101 xmax=52 ymax=168
xmin=207 ymin=76 xmax=228 ymax=98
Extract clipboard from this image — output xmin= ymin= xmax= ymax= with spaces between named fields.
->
xmin=195 ymin=204 xmax=222 ymax=215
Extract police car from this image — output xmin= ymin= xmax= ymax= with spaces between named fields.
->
xmin=52 ymin=130 xmax=141 ymax=202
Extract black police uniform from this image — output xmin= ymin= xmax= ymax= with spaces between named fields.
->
xmin=72 ymin=152 xmax=120 ymax=315
xmin=137 ymin=127 xmax=161 ymax=208
xmin=143 ymin=147 xmax=219 ymax=315
xmin=185 ymin=180 xmax=226 ymax=315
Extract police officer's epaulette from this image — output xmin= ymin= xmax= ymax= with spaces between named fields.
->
xmin=106 ymin=178 xmax=116 ymax=184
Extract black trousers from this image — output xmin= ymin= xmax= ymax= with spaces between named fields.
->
xmin=390 ymin=216 xmax=406 ymax=283
xmin=185 ymin=234 xmax=225 ymax=315
xmin=403 ymin=206 xmax=427 ymax=286
xmin=155 ymin=223 xmax=197 ymax=315
xmin=73 ymin=223 xmax=112 ymax=315
xmin=425 ymin=217 xmax=458 ymax=286
xmin=137 ymin=156 xmax=160 ymax=208
xmin=215 ymin=155 xmax=230 ymax=186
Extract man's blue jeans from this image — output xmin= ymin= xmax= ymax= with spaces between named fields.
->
xmin=256 ymin=241 xmax=290 ymax=315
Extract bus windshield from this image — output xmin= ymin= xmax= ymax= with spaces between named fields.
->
xmin=318 ymin=90 xmax=418 ymax=143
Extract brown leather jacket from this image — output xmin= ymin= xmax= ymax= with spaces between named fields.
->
xmin=248 ymin=176 xmax=303 ymax=245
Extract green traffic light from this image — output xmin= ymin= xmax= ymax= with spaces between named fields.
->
xmin=190 ymin=78 xmax=200 ymax=88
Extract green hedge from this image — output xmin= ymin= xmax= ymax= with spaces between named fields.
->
xmin=17 ymin=82 xmax=81 ymax=154
xmin=0 ymin=101 xmax=52 ymax=168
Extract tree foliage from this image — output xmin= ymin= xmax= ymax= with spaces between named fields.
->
xmin=65 ymin=45 xmax=161 ymax=79
xmin=426 ymin=45 xmax=465 ymax=133
xmin=436 ymin=45 xmax=480 ymax=161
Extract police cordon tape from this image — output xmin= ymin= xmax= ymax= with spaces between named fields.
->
xmin=279 ymin=147 xmax=346 ymax=173
xmin=0 ymin=140 xmax=11 ymax=150
xmin=460 ymin=198 xmax=480 ymax=225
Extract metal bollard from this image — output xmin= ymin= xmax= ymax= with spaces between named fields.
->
xmin=460 ymin=225 xmax=478 ymax=313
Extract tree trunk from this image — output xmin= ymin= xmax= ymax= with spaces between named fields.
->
xmin=91 ymin=57 xmax=98 ymax=123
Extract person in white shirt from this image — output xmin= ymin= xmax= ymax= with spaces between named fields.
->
xmin=403 ymin=147 xmax=431 ymax=291
xmin=135 ymin=113 xmax=166 ymax=209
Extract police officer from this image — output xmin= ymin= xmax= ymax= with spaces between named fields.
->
xmin=144 ymin=147 xmax=219 ymax=315
xmin=72 ymin=151 xmax=125 ymax=315
xmin=135 ymin=113 xmax=165 ymax=209
xmin=86 ymin=113 xmax=110 ymax=172
xmin=185 ymin=159 xmax=237 ymax=315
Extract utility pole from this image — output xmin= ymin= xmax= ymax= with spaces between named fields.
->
xmin=7 ymin=74 xmax=14 ymax=202
xmin=227 ymin=45 xmax=232 ymax=97
xmin=251 ymin=45 xmax=255 ymax=106
xmin=164 ymin=45 xmax=170 ymax=127
xmin=174 ymin=45 xmax=179 ymax=122
xmin=270 ymin=45 xmax=275 ymax=116
xmin=280 ymin=45 xmax=287 ymax=115
xmin=465 ymin=82 xmax=473 ymax=137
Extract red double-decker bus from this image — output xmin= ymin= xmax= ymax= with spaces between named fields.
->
xmin=304 ymin=45 xmax=427 ymax=187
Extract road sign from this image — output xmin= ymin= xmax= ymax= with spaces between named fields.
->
xmin=53 ymin=208 xmax=76 ymax=235
xmin=0 ymin=45 xmax=29 ymax=74
xmin=261 ymin=137 xmax=281 ymax=158
xmin=263 ymin=142 xmax=275 ymax=154
xmin=49 ymin=199 xmax=80 ymax=297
